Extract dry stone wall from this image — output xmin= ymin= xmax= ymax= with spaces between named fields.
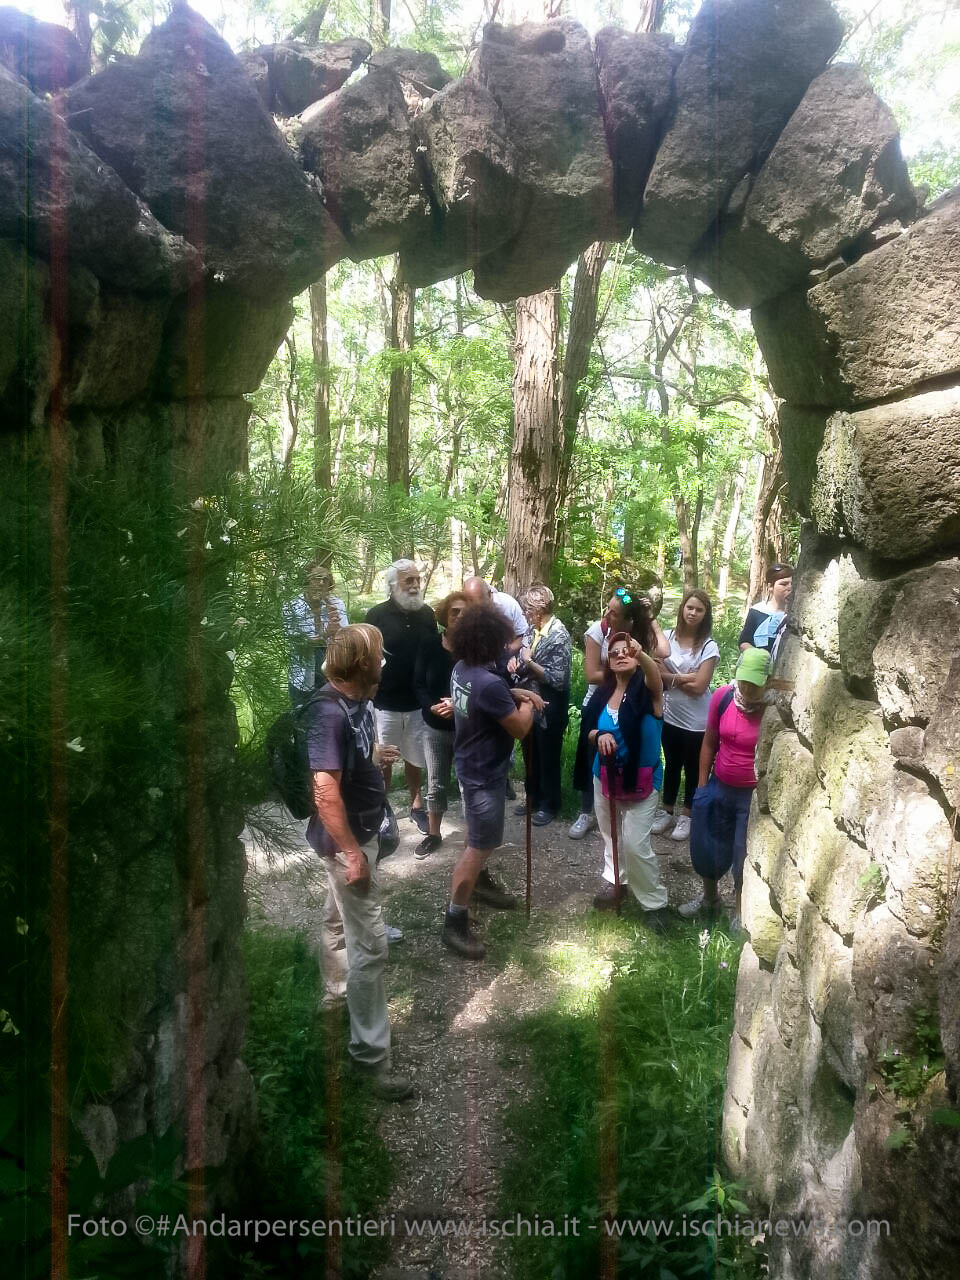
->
xmin=3 ymin=3 xmax=959 ymax=1275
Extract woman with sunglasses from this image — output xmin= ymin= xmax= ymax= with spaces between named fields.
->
xmin=413 ymin=591 xmax=468 ymax=860
xmin=568 ymin=587 xmax=669 ymax=839
xmin=581 ymin=631 xmax=669 ymax=923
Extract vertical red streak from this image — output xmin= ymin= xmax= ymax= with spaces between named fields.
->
xmin=47 ymin=91 xmax=70 ymax=1280
xmin=183 ymin=18 xmax=207 ymax=1279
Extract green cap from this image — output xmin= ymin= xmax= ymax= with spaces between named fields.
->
xmin=736 ymin=647 xmax=771 ymax=686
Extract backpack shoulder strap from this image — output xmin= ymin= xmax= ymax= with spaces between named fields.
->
xmin=718 ymin=685 xmax=735 ymax=717
xmin=306 ymin=685 xmax=358 ymax=777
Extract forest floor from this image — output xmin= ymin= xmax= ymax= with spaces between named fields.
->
xmin=244 ymin=792 xmax=737 ymax=1280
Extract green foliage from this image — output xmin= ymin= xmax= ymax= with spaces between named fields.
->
xmin=856 ymin=862 xmax=887 ymax=909
xmin=224 ymin=927 xmax=391 ymax=1278
xmin=495 ymin=918 xmax=766 ymax=1277
xmin=878 ymin=1009 xmax=945 ymax=1103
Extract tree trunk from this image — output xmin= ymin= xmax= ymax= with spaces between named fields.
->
xmin=309 ymin=278 xmax=331 ymax=490
xmin=717 ymin=457 xmax=750 ymax=601
xmin=556 ymin=240 xmax=609 ymax=554
xmin=504 ymin=287 xmax=560 ymax=595
xmin=701 ymin=474 xmax=730 ymax=592
xmin=280 ymin=332 xmax=299 ymax=468
xmin=748 ymin=420 xmax=785 ymax=604
xmin=386 ymin=270 xmax=414 ymax=558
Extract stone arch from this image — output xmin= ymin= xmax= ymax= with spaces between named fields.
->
xmin=3 ymin=3 xmax=960 ymax=1276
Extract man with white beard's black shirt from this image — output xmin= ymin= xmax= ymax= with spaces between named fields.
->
xmin=365 ymin=560 xmax=438 ymax=833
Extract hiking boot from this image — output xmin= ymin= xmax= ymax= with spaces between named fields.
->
xmin=531 ymin=809 xmax=555 ymax=827
xmin=472 ymin=868 xmax=517 ymax=910
xmin=351 ymin=1058 xmax=414 ymax=1101
xmin=670 ymin=815 xmax=691 ymax=841
xmin=409 ymin=806 xmax=429 ymax=834
xmin=415 ymin=834 xmax=443 ymax=860
xmin=650 ymin=810 xmax=673 ymax=835
xmin=641 ymin=908 xmax=671 ymax=933
xmin=441 ymin=910 xmax=486 ymax=960
xmin=567 ymin=812 xmax=596 ymax=839
xmin=385 ymin=924 xmax=404 ymax=943
xmin=512 ymin=800 xmax=528 ymax=817
xmin=592 ymin=881 xmax=627 ymax=910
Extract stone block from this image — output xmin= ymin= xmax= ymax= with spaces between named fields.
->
xmin=469 ymin=20 xmax=616 ymax=300
xmin=743 ymin=1009 xmax=806 ymax=1203
xmin=852 ymin=903 xmax=939 ymax=1062
xmin=400 ymin=78 xmax=529 ymax=288
xmin=940 ymin=889 xmax=960 ymax=1098
xmin=722 ymin=1033 xmax=752 ymax=1170
xmin=367 ymin=46 xmax=450 ymax=103
xmin=875 ymin=773 xmax=954 ymax=939
xmin=801 ymin=387 xmax=960 ymax=560
xmin=791 ymin=787 xmax=872 ymax=941
xmin=733 ymin=939 xmax=772 ymax=1049
xmin=0 ymin=6 xmax=87 ymax=93
xmin=66 ymin=292 xmax=170 ymax=409
xmin=301 ymin=67 xmax=430 ymax=259
xmin=0 ymin=239 xmax=53 ymax=427
xmin=691 ymin=64 xmax=915 ymax=309
xmin=753 ymin=190 xmax=960 ymax=407
xmin=157 ymin=286 xmax=292 ymax=399
xmin=66 ymin=8 xmax=344 ymax=296
xmin=634 ymin=0 xmax=842 ymax=266
xmin=775 ymin=632 xmax=835 ymax=749
xmin=870 ymin=558 xmax=960 ymax=725
xmin=924 ymin=654 xmax=960 ymax=812
xmin=755 ymin=703 xmax=786 ymax=779
xmin=767 ymin=732 xmax=818 ymax=834
xmin=594 ymin=27 xmax=679 ymax=235
xmin=266 ymin=37 xmax=371 ymax=114
xmin=771 ymin=946 xmax=807 ymax=1052
xmin=790 ymin=550 xmax=841 ymax=664
xmin=1 ymin=75 xmax=201 ymax=296
xmin=796 ymin=898 xmax=863 ymax=1088
xmin=742 ymin=854 xmax=784 ymax=968
xmin=811 ymin=686 xmax=891 ymax=847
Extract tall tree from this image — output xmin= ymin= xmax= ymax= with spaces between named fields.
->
xmin=310 ymin=279 xmax=332 ymax=490
xmin=504 ymin=287 xmax=561 ymax=593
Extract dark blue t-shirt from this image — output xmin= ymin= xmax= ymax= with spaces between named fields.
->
xmin=304 ymin=691 xmax=385 ymax=856
xmin=451 ymin=662 xmax=517 ymax=786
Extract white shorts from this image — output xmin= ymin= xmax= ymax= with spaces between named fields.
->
xmin=375 ymin=708 xmax=426 ymax=768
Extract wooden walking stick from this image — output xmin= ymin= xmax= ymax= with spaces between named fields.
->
xmin=523 ymin=735 xmax=533 ymax=920
xmin=606 ymin=759 xmax=622 ymax=917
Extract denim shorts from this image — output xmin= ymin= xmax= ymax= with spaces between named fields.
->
xmin=460 ymin=777 xmax=507 ymax=850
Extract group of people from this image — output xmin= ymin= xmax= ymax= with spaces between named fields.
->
xmin=284 ymin=555 xmax=795 ymax=1100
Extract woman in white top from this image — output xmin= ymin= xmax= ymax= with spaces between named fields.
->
xmin=651 ymin=589 xmax=719 ymax=842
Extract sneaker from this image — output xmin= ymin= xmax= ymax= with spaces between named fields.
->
xmin=567 ymin=812 xmax=596 ymax=839
xmin=351 ymin=1058 xmax=414 ymax=1101
xmin=385 ymin=924 xmax=404 ymax=943
xmin=472 ymin=868 xmax=518 ymax=910
xmin=441 ymin=910 xmax=486 ymax=959
xmin=531 ymin=809 xmax=555 ymax=827
xmin=415 ymin=834 xmax=443 ymax=860
xmin=677 ymin=893 xmax=720 ymax=920
xmin=641 ymin=908 xmax=671 ymax=933
xmin=512 ymin=800 xmax=528 ymax=817
xmin=650 ymin=810 xmax=674 ymax=835
xmin=409 ymin=807 xmax=429 ymax=834
xmin=592 ymin=881 xmax=627 ymax=910
xmin=670 ymin=815 xmax=691 ymax=842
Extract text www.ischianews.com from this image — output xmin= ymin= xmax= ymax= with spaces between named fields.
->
xmin=68 ymin=1212 xmax=892 ymax=1243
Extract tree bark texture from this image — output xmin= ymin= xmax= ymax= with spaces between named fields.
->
xmin=505 ymin=287 xmax=560 ymax=596
xmin=717 ymin=457 xmax=750 ymax=601
xmin=309 ymin=278 xmax=332 ymax=490
xmin=748 ymin=418 xmax=785 ymax=604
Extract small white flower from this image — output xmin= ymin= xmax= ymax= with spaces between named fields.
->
xmin=205 ymin=541 xmax=213 ymax=550
xmin=191 ymin=498 xmax=205 ymax=511
xmin=225 ymin=650 xmax=237 ymax=663
xmin=176 ymin=527 xmax=188 ymax=539
xmin=200 ymin=616 xmax=210 ymax=626
xmin=65 ymin=737 xmax=85 ymax=753
xmin=15 ymin=917 xmax=27 ymax=936
xmin=235 ymin=617 xmax=249 ymax=628
xmin=224 ymin=518 xmax=238 ymax=530
xmin=125 ymin=529 xmax=133 ymax=543
xmin=220 ymin=534 xmax=231 ymax=543
xmin=119 ymin=556 xmax=128 ymax=566
xmin=147 ymin=787 xmax=163 ymax=801
xmin=698 ymin=929 xmax=710 ymax=952
xmin=0 ymin=1010 xmax=19 ymax=1036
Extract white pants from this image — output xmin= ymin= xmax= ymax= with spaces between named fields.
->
xmin=321 ymin=842 xmax=391 ymax=1067
xmin=593 ymin=778 xmax=668 ymax=911
xmin=374 ymin=708 xmax=426 ymax=769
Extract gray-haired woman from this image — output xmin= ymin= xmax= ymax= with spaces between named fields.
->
xmin=517 ymin=584 xmax=571 ymax=825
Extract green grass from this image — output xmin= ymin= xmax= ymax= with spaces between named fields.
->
xmin=219 ymin=927 xmax=392 ymax=1279
xmin=492 ymin=915 xmax=767 ymax=1278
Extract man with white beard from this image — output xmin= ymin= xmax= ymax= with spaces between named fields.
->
xmin=365 ymin=560 xmax=438 ymax=833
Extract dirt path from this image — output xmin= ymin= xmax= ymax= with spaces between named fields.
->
xmin=243 ymin=798 xmax=732 ymax=1279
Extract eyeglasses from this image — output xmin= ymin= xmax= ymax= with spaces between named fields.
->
xmin=615 ymin=588 xmax=634 ymax=605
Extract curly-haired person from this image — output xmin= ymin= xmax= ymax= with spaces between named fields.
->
xmin=441 ymin=605 xmax=544 ymax=960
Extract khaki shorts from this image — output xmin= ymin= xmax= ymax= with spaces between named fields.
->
xmin=375 ymin=708 xmax=426 ymax=768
